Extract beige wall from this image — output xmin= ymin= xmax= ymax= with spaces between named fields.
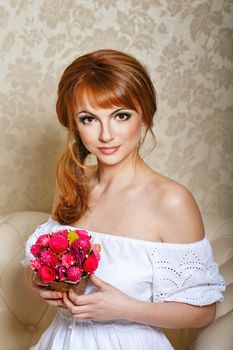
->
xmin=0 ymin=0 xmax=232 ymax=217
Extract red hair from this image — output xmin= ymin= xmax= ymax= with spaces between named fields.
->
xmin=53 ymin=49 xmax=157 ymax=225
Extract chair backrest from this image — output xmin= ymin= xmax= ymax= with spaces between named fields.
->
xmin=0 ymin=211 xmax=55 ymax=350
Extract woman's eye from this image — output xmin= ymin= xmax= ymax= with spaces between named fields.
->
xmin=79 ymin=116 xmax=96 ymax=124
xmin=115 ymin=113 xmax=131 ymax=121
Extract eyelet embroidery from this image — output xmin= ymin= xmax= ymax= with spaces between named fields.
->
xmin=151 ymin=246 xmax=225 ymax=305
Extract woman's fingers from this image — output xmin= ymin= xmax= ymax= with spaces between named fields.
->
xmin=89 ymin=274 xmax=107 ymax=288
xmin=37 ymin=287 xmax=63 ymax=299
xmin=24 ymin=266 xmax=66 ymax=307
xmin=66 ymin=289 xmax=94 ymax=305
xmin=63 ymin=291 xmax=81 ymax=313
xmin=44 ymin=298 xmax=65 ymax=307
xmin=32 ymin=279 xmax=65 ymax=306
xmin=63 ymin=293 xmax=93 ymax=317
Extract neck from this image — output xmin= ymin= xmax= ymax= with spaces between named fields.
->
xmin=93 ymin=152 xmax=145 ymax=194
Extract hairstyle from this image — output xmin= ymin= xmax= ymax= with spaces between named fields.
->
xmin=53 ymin=49 xmax=157 ymax=225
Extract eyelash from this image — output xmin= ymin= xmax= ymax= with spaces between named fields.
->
xmin=115 ymin=112 xmax=132 ymax=121
xmin=79 ymin=112 xmax=132 ymax=125
xmin=79 ymin=116 xmax=96 ymax=124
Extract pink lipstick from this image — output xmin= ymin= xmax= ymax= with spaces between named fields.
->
xmin=97 ymin=146 xmax=121 ymax=155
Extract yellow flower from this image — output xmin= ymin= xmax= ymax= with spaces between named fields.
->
xmin=67 ymin=230 xmax=79 ymax=245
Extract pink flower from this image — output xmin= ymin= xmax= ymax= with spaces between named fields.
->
xmin=70 ymin=244 xmax=85 ymax=266
xmin=83 ymin=253 xmax=99 ymax=273
xmin=79 ymin=236 xmax=91 ymax=251
xmin=49 ymin=234 xmax=68 ymax=254
xmin=67 ymin=266 xmax=82 ymax=283
xmin=76 ymin=229 xmax=89 ymax=236
xmin=58 ymin=266 xmax=67 ymax=281
xmin=36 ymin=234 xmax=50 ymax=247
xmin=54 ymin=229 xmax=69 ymax=238
xmin=61 ymin=253 xmax=75 ymax=268
xmin=72 ymin=236 xmax=91 ymax=254
xmin=41 ymin=251 xmax=59 ymax=267
xmin=92 ymin=244 xmax=101 ymax=261
xmin=31 ymin=258 xmax=43 ymax=270
xmin=30 ymin=228 xmax=101 ymax=285
xmin=30 ymin=243 xmax=42 ymax=258
xmin=38 ymin=265 xmax=56 ymax=283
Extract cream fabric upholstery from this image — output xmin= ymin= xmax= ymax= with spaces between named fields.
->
xmin=0 ymin=211 xmax=232 ymax=350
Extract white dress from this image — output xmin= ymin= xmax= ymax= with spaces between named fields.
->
xmin=24 ymin=218 xmax=225 ymax=350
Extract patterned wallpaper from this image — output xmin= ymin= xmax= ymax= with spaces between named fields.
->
xmin=0 ymin=0 xmax=232 ymax=217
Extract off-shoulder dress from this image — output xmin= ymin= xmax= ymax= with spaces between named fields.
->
xmin=24 ymin=218 xmax=225 ymax=350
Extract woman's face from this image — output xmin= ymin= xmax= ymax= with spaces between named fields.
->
xmin=75 ymin=98 xmax=144 ymax=166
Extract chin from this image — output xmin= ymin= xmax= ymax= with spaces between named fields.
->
xmin=97 ymin=156 xmax=124 ymax=166
xmin=96 ymin=151 xmax=137 ymax=166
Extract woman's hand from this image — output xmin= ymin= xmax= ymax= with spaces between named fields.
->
xmin=63 ymin=274 xmax=134 ymax=321
xmin=24 ymin=266 xmax=65 ymax=308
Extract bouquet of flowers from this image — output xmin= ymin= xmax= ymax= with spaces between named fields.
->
xmin=30 ymin=228 xmax=101 ymax=293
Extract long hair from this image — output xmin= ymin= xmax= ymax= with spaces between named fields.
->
xmin=53 ymin=49 xmax=157 ymax=225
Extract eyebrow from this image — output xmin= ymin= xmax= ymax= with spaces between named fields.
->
xmin=77 ymin=108 xmax=132 ymax=117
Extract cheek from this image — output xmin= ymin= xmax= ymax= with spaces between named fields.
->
xmin=119 ymin=121 xmax=142 ymax=141
xmin=76 ymin=126 xmax=97 ymax=146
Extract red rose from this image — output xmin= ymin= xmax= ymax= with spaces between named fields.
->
xmin=30 ymin=243 xmax=42 ymax=258
xmin=49 ymin=235 xmax=68 ymax=254
xmin=83 ymin=254 xmax=99 ymax=273
xmin=38 ymin=265 xmax=56 ymax=283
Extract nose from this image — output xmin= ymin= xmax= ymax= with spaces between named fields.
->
xmin=99 ymin=121 xmax=114 ymax=143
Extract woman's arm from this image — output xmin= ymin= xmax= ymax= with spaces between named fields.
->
xmin=63 ymin=274 xmax=216 ymax=328
xmin=125 ymin=296 xmax=216 ymax=328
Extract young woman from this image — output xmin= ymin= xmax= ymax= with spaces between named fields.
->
xmin=24 ymin=49 xmax=225 ymax=350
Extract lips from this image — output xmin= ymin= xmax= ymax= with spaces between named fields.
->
xmin=97 ymin=146 xmax=121 ymax=155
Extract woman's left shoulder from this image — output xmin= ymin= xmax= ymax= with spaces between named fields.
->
xmin=148 ymin=172 xmax=205 ymax=244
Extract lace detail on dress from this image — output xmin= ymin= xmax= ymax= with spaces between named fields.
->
xmin=151 ymin=239 xmax=225 ymax=306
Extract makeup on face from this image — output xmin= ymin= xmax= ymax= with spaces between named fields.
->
xmin=77 ymin=109 xmax=133 ymax=125
xmin=97 ymin=145 xmax=121 ymax=155
xmin=74 ymin=103 xmax=144 ymax=166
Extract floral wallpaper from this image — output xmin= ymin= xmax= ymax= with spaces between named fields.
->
xmin=0 ymin=0 xmax=232 ymax=217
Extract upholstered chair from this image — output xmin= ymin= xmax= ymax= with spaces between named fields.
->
xmin=0 ymin=211 xmax=232 ymax=350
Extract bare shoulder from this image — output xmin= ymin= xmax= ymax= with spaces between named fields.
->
xmin=148 ymin=171 xmax=205 ymax=244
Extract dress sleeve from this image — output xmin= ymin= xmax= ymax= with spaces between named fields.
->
xmin=23 ymin=218 xmax=57 ymax=266
xmin=150 ymin=236 xmax=225 ymax=306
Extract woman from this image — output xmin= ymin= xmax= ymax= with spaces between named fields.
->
xmin=25 ymin=49 xmax=225 ymax=350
